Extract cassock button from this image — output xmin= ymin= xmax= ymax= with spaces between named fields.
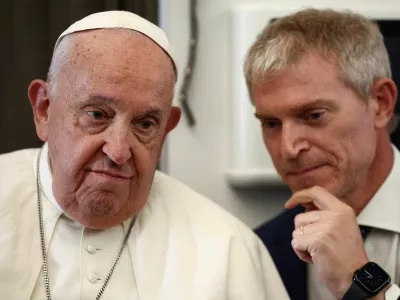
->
xmin=86 ymin=244 xmax=97 ymax=254
xmin=88 ymin=272 xmax=101 ymax=284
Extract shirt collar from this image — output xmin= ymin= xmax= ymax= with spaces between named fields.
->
xmin=33 ymin=142 xmax=64 ymax=213
xmin=357 ymin=145 xmax=400 ymax=233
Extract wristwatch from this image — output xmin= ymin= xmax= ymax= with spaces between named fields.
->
xmin=342 ymin=262 xmax=391 ymax=300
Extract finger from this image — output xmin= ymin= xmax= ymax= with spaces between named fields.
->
xmin=302 ymin=202 xmax=319 ymax=212
xmin=294 ymin=210 xmax=333 ymax=229
xmin=292 ymin=237 xmax=314 ymax=264
xmin=285 ymin=186 xmax=346 ymax=211
xmin=291 ymin=233 xmax=319 ymax=258
xmin=293 ymin=248 xmax=313 ymax=264
xmin=292 ymin=222 xmax=326 ymax=238
xmin=285 ymin=186 xmax=335 ymax=210
xmin=288 ymin=202 xmax=319 ymax=212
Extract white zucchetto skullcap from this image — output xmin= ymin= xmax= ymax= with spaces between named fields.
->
xmin=54 ymin=10 xmax=177 ymax=73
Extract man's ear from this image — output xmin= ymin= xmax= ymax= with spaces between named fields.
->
xmin=370 ymin=78 xmax=397 ymax=129
xmin=158 ymin=106 xmax=181 ymax=161
xmin=160 ymin=106 xmax=181 ymax=145
xmin=165 ymin=106 xmax=181 ymax=134
xmin=28 ymin=79 xmax=51 ymax=141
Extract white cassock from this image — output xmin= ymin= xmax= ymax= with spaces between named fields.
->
xmin=0 ymin=144 xmax=289 ymax=300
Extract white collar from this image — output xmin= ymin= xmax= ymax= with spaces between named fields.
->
xmin=357 ymin=145 xmax=400 ymax=233
xmin=33 ymin=142 xmax=64 ymax=213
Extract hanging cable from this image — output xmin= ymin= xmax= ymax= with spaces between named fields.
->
xmin=178 ymin=0 xmax=198 ymax=127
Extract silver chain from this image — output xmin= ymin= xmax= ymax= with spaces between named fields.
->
xmin=36 ymin=148 xmax=137 ymax=300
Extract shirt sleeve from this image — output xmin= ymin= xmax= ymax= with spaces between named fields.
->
xmin=385 ymin=284 xmax=400 ymax=299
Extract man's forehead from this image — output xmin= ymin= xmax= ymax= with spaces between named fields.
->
xmin=52 ymin=29 xmax=176 ymax=98
xmin=252 ymin=54 xmax=344 ymax=103
xmin=253 ymin=71 xmax=343 ymax=117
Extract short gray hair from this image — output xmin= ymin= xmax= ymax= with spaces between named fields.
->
xmin=243 ymin=8 xmax=398 ymax=132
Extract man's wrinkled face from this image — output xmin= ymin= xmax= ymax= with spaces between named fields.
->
xmin=252 ymin=53 xmax=378 ymax=198
xmin=32 ymin=29 xmax=179 ymax=228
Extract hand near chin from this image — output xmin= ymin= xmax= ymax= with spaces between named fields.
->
xmin=285 ymin=186 xmax=369 ymax=299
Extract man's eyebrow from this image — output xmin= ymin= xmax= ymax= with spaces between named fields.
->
xmin=81 ymin=95 xmax=168 ymax=119
xmin=135 ymin=108 xmax=165 ymax=118
xmin=254 ymin=112 xmax=274 ymax=120
xmin=254 ymin=98 xmax=335 ymax=120
xmin=291 ymin=98 xmax=335 ymax=114
xmin=86 ymin=94 xmax=116 ymax=105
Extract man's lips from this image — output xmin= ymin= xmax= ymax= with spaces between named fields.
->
xmin=287 ymin=165 xmax=325 ymax=176
xmin=90 ymin=169 xmax=133 ymax=180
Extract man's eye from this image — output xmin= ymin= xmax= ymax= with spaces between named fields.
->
xmin=305 ymin=110 xmax=326 ymax=121
xmin=87 ymin=111 xmax=106 ymax=120
xmin=309 ymin=112 xmax=323 ymax=120
xmin=138 ymin=120 xmax=154 ymax=130
xmin=262 ymin=120 xmax=281 ymax=129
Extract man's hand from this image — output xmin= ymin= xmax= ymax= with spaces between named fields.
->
xmin=285 ymin=186 xmax=369 ymax=299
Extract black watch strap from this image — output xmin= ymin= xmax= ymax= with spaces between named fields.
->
xmin=342 ymin=281 xmax=370 ymax=300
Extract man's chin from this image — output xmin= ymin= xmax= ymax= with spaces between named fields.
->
xmin=286 ymin=177 xmax=332 ymax=192
xmin=76 ymin=216 xmax=124 ymax=229
xmin=68 ymin=207 xmax=126 ymax=229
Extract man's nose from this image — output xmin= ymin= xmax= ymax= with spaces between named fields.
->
xmin=280 ymin=123 xmax=310 ymax=160
xmin=102 ymin=126 xmax=132 ymax=165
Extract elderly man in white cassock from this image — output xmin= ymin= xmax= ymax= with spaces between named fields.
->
xmin=0 ymin=10 xmax=289 ymax=300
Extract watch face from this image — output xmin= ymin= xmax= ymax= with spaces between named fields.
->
xmin=355 ymin=262 xmax=391 ymax=294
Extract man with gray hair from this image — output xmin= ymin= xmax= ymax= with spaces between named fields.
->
xmin=245 ymin=8 xmax=400 ymax=300
xmin=0 ymin=11 xmax=289 ymax=299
